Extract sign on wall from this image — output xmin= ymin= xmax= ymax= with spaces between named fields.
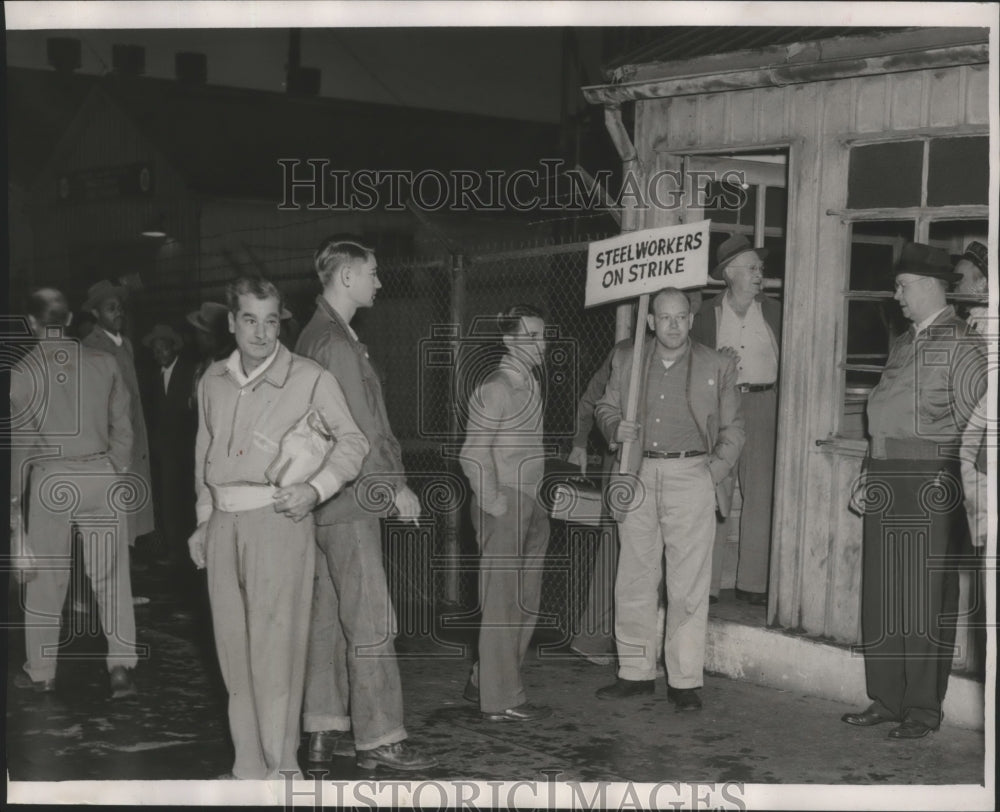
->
xmin=584 ymin=220 xmax=710 ymax=308
xmin=55 ymin=162 xmax=154 ymax=204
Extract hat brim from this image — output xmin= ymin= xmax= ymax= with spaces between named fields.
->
xmin=896 ymin=268 xmax=963 ymax=284
xmin=709 ymin=246 xmax=769 ymax=280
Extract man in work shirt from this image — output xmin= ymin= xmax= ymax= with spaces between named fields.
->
xmin=843 ymin=243 xmax=987 ymax=740
xmin=296 ymin=238 xmax=437 ymax=771
xmin=189 ymin=275 xmax=368 ymax=779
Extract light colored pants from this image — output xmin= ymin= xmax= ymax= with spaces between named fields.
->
xmin=303 ymin=519 xmax=406 ymax=751
xmin=713 ymin=388 xmax=777 ymax=594
xmin=474 ymin=487 xmax=551 ymax=713
xmin=206 ymin=506 xmax=315 ymax=779
xmin=616 ymin=457 xmax=715 ymax=687
xmin=23 ymin=518 xmax=137 ymax=682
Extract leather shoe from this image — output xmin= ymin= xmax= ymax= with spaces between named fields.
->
xmin=735 ymin=588 xmax=767 ymax=606
xmin=841 ymin=707 xmax=897 ymax=727
xmin=482 ymin=702 xmax=552 ymax=722
xmin=667 ymin=686 xmax=703 ymax=710
xmin=109 ymin=666 xmax=137 ymax=699
xmin=463 ymin=677 xmax=479 ymax=703
xmin=596 ymin=678 xmax=654 ymax=700
xmin=888 ymin=719 xmax=934 ymax=739
xmin=307 ymin=730 xmax=356 ymax=761
xmin=355 ymin=740 xmax=438 ymax=771
xmin=13 ymin=672 xmax=56 ymax=693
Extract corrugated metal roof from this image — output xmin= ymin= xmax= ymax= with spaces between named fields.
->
xmin=605 ymin=26 xmax=905 ymax=73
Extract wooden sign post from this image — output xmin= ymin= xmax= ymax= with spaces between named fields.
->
xmin=584 ymin=221 xmax=711 ymax=473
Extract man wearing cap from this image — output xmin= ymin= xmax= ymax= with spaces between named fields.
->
xmin=189 ymin=275 xmax=368 ymax=779
xmin=10 ymin=288 xmax=139 ymax=698
xmin=143 ymin=324 xmax=197 ymax=572
xmin=843 ymin=242 xmax=987 ymax=739
xmin=295 ymin=237 xmax=437 ymax=771
xmin=953 ymin=240 xmax=989 ymax=333
xmin=82 ymin=279 xmax=154 ymax=544
xmin=594 ymin=287 xmax=744 ymax=710
xmin=691 ymin=234 xmax=781 ymax=607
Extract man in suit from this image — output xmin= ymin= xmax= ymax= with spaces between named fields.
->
xmin=81 ymin=279 xmax=154 ymax=545
xmin=296 ymin=237 xmax=437 ymax=771
xmin=594 ymin=287 xmax=744 ymax=710
xmin=10 ymin=288 xmax=139 ymax=698
xmin=843 ymin=243 xmax=987 ymax=739
xmin=690 ymin=234 xmax=781 ymax=607
xmin=143 ymin=324 xmax=198 ymax=573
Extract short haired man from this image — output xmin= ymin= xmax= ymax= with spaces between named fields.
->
xmin=594 ymin=288 xmax=745 ymax=710
xmin=189 ymin=276 xmax=369 ymax=779
xmin=10 ymin=288 xmax=139 ymax=698
xmin=459 ymin=304 xmax=553 ymax=723
xmin=81 ymin=280 xmax=154 ymax=544
xmin=843 ymin=243 xmax=987 ymax=739
xmin=296 ymin=239 xmax=437 ymax=771
xmin=691 ymin=235 xmax=781 ymax=607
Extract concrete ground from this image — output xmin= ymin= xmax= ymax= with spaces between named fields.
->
xmin=4 ymin=556 xmax=989 ymax=795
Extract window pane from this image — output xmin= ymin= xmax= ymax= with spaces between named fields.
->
xmin=849 ymin=221 xmax=915 ymax=290
xmin=762 ymin=235 xmax=786 ymax=280
xmin=846 ymin=299 xmax=906 ymax=368
xmin=703 ymin=179 xmax=756 ymax=225
xmin=927 ymin=218 xmax=989 ymax=256
xmin=764 ymin=186 xmax=787 ymax=229
xmin=927 ymin=137 xmax=989 ymax=206
xmin=847 ymin=141 xmax=923 ymax=208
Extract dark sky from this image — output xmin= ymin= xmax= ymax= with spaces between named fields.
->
xmin=5 ymin=26 xmax=607 ymax=123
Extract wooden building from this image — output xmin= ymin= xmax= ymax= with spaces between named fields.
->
xmin=583 ymin=26 xmax=992 ymax=712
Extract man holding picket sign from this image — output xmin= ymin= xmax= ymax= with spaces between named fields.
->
xmin=582 ymin=222 xmax=745 ymax=711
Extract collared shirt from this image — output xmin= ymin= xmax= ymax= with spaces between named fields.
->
xmin=867 ymin=306 xmax=987 ymax=458
xmin=460 ymin=356 xmax=545 ymax=507
xmin=717 ymin=296 xmax=778 ymax=385
xmin=643 ymin=344 xmax=705 ymax=453
xmin=102 ymin=328 xmax=124 ymax=347
xmin=913 ymin=305 xmax=949 ymax=336
xmin=193 ymin=342 xmax=369 ymax=524
xmin=223 ymin=343 xmax=279 ymax=387
xmin=161 ymin=356 xmax=178 ymax=393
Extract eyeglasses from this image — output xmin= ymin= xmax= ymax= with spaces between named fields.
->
xmin=728 ymin=263 xmax=765 ymax=273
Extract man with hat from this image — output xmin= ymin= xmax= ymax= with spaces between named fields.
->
xmin=691 ymin=234 xmax=781 ymax=607
xmin=953 ymin=240 xmax=989 ymax=333
xmin=143 ymin=324 xmax=198 ymax=572
xmin=187 ymin=302 xmax=235 ymax=406
xmin=593 ymin=287 xmax=744 ymax=710
xmin=843 ymin=242 xmax=987 ymax=739
xmin=82 ymin=279 xmax=154 ymax=544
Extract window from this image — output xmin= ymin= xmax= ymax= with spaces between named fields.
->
xmin=839 ymin=135 xmax=988 ymax=440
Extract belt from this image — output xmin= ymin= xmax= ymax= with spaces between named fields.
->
xmin=210 ymin=484 xmax=277 ymax=513
xmin=642 ymin=450 xmax=706 ymax=459
xmin=881 ymin=437 xmax=960 ymax=461
xmin=737 ymin=382 xmax=775 ymax=393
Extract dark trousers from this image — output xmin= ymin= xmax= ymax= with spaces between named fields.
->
xmin=860 ymin=458 xmax=962 ymax=728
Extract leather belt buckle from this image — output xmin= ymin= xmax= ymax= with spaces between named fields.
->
xmin=642 ymin=450 xmax=706 ymax=460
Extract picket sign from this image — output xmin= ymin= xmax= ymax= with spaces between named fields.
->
xmin=584 ymin=221 xmax=711 ymax=473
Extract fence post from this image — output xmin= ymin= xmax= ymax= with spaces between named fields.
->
xmin=442 ymin=251 xmax=466 ymax=606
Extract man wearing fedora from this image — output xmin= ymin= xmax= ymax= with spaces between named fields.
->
xmin=843 ymin=242 xmax=987 ymax=739
xmin=143 ymin=324 xmax=198 ymax=572
xmin=82 ymin=279 xmax=154 ymax=544
xmin=594 ymin=287 xmax=744 ymax=710
xmin=953 ymin=240 xmax=989 ymax=334
xmin=691 ymin=234 xmax=781 ymax=607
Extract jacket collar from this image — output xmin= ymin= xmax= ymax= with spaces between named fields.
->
xmin=314 ymin=295 xmax=359 ymax=342
xmin=217 ymin=342 xmax=292 ymax=388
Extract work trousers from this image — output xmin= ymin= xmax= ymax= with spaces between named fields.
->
xmin=206 ymin=506 xmax=315 ymax=779
xmin=860 ymin=458 xmax=962 ymax=729
xmin=616 ymin=457 xmax=715 ymax=687
xmin=473 ymin=487 xmax=551 ymax=713
xmin=303 ymin=519 xmax=406 ymax=751
xmin=711 ymin=387 xmax=777 ymax=595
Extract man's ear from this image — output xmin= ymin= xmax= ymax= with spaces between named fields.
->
xmin=228 ymin=312 xmax=236 ymax=335
xmin=27 ymin=314 xmax=40 ymax=336
xmin=66 ymin=312 xmax=74 ymax=328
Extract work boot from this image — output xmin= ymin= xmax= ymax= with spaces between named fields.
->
xmin=356 ymin=741 xmax=438 ymax=771
xmin=307 ymin=730 xmax=356 ymax=761
xmin=109 ymin=666 xmax=137 ymax=699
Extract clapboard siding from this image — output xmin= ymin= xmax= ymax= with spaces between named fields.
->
xmin=639 ymin=62 xmax=987 ymax=647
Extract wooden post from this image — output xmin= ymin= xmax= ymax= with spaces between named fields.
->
xmin=443 ymin=252 xmax=465 ymax=606
xmin=618 ymin=293 xmax=649 ymax=474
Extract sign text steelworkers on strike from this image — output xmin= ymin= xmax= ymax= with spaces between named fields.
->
xmin=584 ymin=220 xmax=710 ymax=307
